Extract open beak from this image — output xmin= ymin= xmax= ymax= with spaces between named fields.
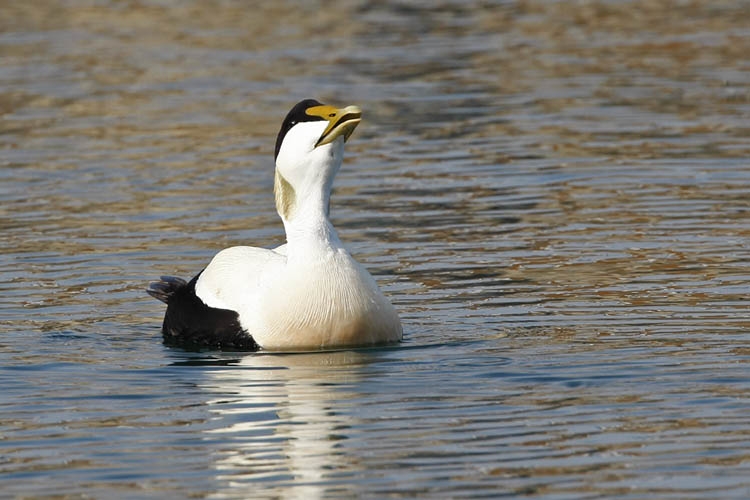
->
xmin=306 ymin=104 xmax=363 ymax=147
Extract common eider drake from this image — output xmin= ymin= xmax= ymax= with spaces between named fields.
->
xmin=147 ymin=99 xmax=403 ymax=351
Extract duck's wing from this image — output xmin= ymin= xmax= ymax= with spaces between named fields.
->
xmin=194 ymin=245 xmax=286 ymax=312
xmin=146 ymin=246 xmax=284 ymax=350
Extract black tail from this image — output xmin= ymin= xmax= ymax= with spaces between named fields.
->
xmin=147 ymin=276 xmax=188 ymax=304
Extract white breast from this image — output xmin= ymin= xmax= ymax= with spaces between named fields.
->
xmin=248 ymin=248 xmax=401 ymax=350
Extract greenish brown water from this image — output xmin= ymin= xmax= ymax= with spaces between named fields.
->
xmin=2 ymin=1 xmax=750 ymax=498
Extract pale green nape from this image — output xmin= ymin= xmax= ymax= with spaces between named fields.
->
xmin=274 ymin=171 xmax=296 ymax=220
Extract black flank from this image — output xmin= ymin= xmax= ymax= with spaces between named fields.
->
xmin=158 ymin=272 xmax=259 ymax=351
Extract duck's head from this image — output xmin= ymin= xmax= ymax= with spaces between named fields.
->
xmin=273 ymin=99 xmax=362 ymax=221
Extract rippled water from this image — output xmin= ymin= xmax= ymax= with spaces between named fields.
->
xmin=2 ymin=1 xmax=750 ymax=498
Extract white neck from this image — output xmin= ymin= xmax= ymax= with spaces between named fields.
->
xmin=275 ymin=137 xmax=346 ymax=258
xmin=282 ymin=202 xmax=343 ymax=256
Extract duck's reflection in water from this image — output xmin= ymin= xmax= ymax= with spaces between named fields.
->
xmin=204 ymin=350 xmax=373 ymax=499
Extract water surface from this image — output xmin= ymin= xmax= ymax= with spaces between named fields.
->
xmin=2 ymin=1 xmax=750 ymax=498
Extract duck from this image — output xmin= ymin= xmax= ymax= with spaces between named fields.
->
xmin=147 ymin=99 xmax=403 ymax=351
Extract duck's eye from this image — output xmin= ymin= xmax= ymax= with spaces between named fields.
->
xmin=329 ymin=113 xmax=336 ymax=118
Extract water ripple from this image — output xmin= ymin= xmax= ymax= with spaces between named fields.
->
xmin=2 ymin=0 xmax=750 ymax=498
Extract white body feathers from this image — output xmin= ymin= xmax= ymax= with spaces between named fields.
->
xmin=195 ymin=238 xmax=402 ymax=350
